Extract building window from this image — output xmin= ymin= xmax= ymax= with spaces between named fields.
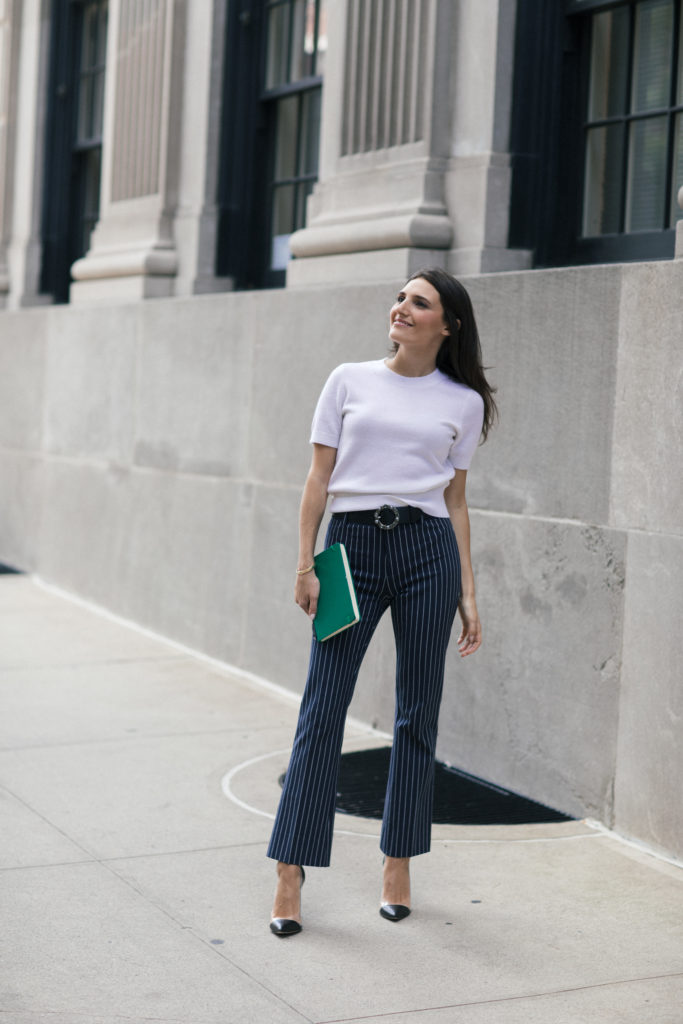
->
xmin=41 ymin=0 xmax=108 ymax=302
xmin=74 ymin=2 xmax=107 ymax=257
xmin=581 ymin=0 xmax=682 ymax=245
xmin=264 ymin=0 xmax=326 ymax=278
xmin=217 ymin=0 xmax=326 ymax=289
xmin=508 ymin=0 xmax=682 ymax=267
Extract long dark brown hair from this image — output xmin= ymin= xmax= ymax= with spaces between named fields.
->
xmin=394 ymin=268 xmax=498 ymax=441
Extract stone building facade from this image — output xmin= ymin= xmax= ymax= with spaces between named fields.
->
xmin=1 ymin=0 xmax=682 ymax=860
xmin=4 ymin=0 xmax=679 ymax=307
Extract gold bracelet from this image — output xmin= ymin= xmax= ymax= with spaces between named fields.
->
xmin=296 ymin=563 xmax=315 ymax=576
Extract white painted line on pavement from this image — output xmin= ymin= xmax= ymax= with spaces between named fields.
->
xmin=222 ymin=749 xmax=605 ymax=846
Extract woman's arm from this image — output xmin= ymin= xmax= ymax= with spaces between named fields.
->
xmin=294 ymin=443 xmax=337 ymax=619
xmin=444 ymin=470 xmax=482 ymax=657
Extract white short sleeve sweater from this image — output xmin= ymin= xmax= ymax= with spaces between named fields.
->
xmin=310 ymin=359 xmax=485 ymax=517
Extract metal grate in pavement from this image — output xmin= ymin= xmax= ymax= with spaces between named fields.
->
xmin=331 ymin=746 xmax=575 ymax=825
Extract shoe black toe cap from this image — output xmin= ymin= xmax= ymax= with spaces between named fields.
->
xmin=270 ymin=917 xmax=302 ymax=936
xmin=379 ymin=903 xmax=411 ymax=922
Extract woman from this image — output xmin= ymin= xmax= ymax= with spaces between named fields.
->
xmin=268 ymin=268 xmax=496 ymax=936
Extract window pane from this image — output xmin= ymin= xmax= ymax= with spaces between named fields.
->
xmin=77 ymin=2 xmax=107 ymax=143
xmin=671 ymin=113 xmax=683 ymax=225
xmin=290 ymin=0 xmax=326 ymax=81
xmin=315 ymin=0 xmax=328 ymax=77
xmin=273 ymin=184 xmax=295 ymax=235
xmin=291 ymin=0 xmax=309 ymax=80
xmin=93 ymin=69 xmax=105 ymax=134
xmin=82 ymin=2 xmax=107 ymax=69
xmin=78 ymin=69 xmax=106 ymax=143
xmin=287 ymin=0 xmax=327 ymax=80
xmin=631 ymin=0 xmax=673 ymax=113
xmin=625 ymin=116 xmax=668 ymax=230
xmin=77 ymin=76 xmax=94 ymax=142
xmin=81 ymin=12 xmax=94 ymax=70
xmin=266 ymin=1 xmax=291 ymax=90
xmin=270 ymin=184 xmax=295 ymax=269
xmin=588 ymin=8 xmax=630 ymax=120
xmin=79 ymin=147 xmax=102 ymax=255
xmin=274 ymin=95 xmax=298 ymax=180
xmin=583 ymin=124 xmax=625 ymax=235
xmin=295 ymin=180 xmax=315 ymax=231
xmin=298 ymin=88 xmax=321 ymax=176
xmin=96 ymin=4 xmax=108 ymax=65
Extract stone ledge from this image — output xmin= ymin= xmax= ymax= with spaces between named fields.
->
xmin=290 ymin=212 xmax=453 ymax=259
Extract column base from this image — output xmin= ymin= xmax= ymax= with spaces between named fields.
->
xmin=447 ymin=246 xmax=533 ymax=277
xmin=70 ymin=273 xmax=176 ymax=305
xmin=676 ymin=220 xmax=683 ymax=259
xmin=70 ymin=242 xmax=178 ymax=305
xmin=286 ymin=247 xmax=449 ymax=287
xmin=190 ymin=274 xmax=235 ymax=296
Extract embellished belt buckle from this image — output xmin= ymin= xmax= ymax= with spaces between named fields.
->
xmin=374 ymin=504 xmax=400 ymax=530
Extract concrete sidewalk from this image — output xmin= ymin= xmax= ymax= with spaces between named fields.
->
xmin=1 ymin=573 xmax=682 ymax=1024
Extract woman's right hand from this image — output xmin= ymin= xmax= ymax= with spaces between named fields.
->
xmin=294 ymin=444 xmax=336 ymax=622
xmin=295 ymin=571 xmax=320 ymax=620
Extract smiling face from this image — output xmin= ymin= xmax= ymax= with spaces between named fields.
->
xmin=388 ymin=277 xmax=450 ymax=354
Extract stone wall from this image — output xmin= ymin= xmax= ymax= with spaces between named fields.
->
xmin=1 ymin=261 xmax=681 ymax=861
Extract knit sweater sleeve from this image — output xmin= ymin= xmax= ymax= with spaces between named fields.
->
xmin=309 ymin=365 xmax=347 ymax=448
xmin=446 ymin=388 xmax=485 ymax=470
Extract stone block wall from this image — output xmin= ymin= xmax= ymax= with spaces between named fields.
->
xmin=0 ymin=261 xmax=681 ymax=861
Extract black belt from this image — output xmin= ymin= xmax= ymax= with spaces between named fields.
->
xmin=332 ymin=504 xmax=423 ymax=530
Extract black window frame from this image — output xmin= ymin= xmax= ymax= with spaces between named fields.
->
xmin=509 ymin=0 xmax=682 ymax=268
xmin=41 ymin=0 xmax=108 ymax=303
xmin=216 ymin=0 xmax=324 ymax=290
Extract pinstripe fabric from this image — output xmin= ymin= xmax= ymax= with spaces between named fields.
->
xmin=267 ymin=513 xmax=461 ymax=867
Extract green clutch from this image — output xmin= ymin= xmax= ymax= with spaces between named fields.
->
xmin=313 ymin=543 xmax=361 ymax=642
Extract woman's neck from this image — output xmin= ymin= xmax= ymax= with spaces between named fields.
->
xmin=385 ymin=350 xmax=437 ymax=378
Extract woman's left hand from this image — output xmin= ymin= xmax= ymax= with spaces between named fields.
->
xmin=457 ymin=596 xmax=482 ymax=657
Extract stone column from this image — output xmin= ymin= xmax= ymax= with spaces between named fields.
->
xmin=676 ymin=188 xmax=683 ymax=258
xmin=0 ymin=0 xmax=16 ymax=306
xmin=172 ymin=0 xmax=230 ymax=296
xmin=443 ymin=0 xmax=531 ymax=274
xmin=287 ymin=0 xmax=454 ymax=286
xmin=71 ymin=0 xmax=187 ymax=303
xmin=1 ymin=0 xmax=51 ymax=309
xmin=288 ymin=0 xmax=530 ymax=287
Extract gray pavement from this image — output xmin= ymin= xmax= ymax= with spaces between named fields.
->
xmin=1 ymin=573 xmax=682 ymax=1024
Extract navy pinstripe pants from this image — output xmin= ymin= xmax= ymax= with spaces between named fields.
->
xmin=267 ymin=512 xmax=461 ymax=867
